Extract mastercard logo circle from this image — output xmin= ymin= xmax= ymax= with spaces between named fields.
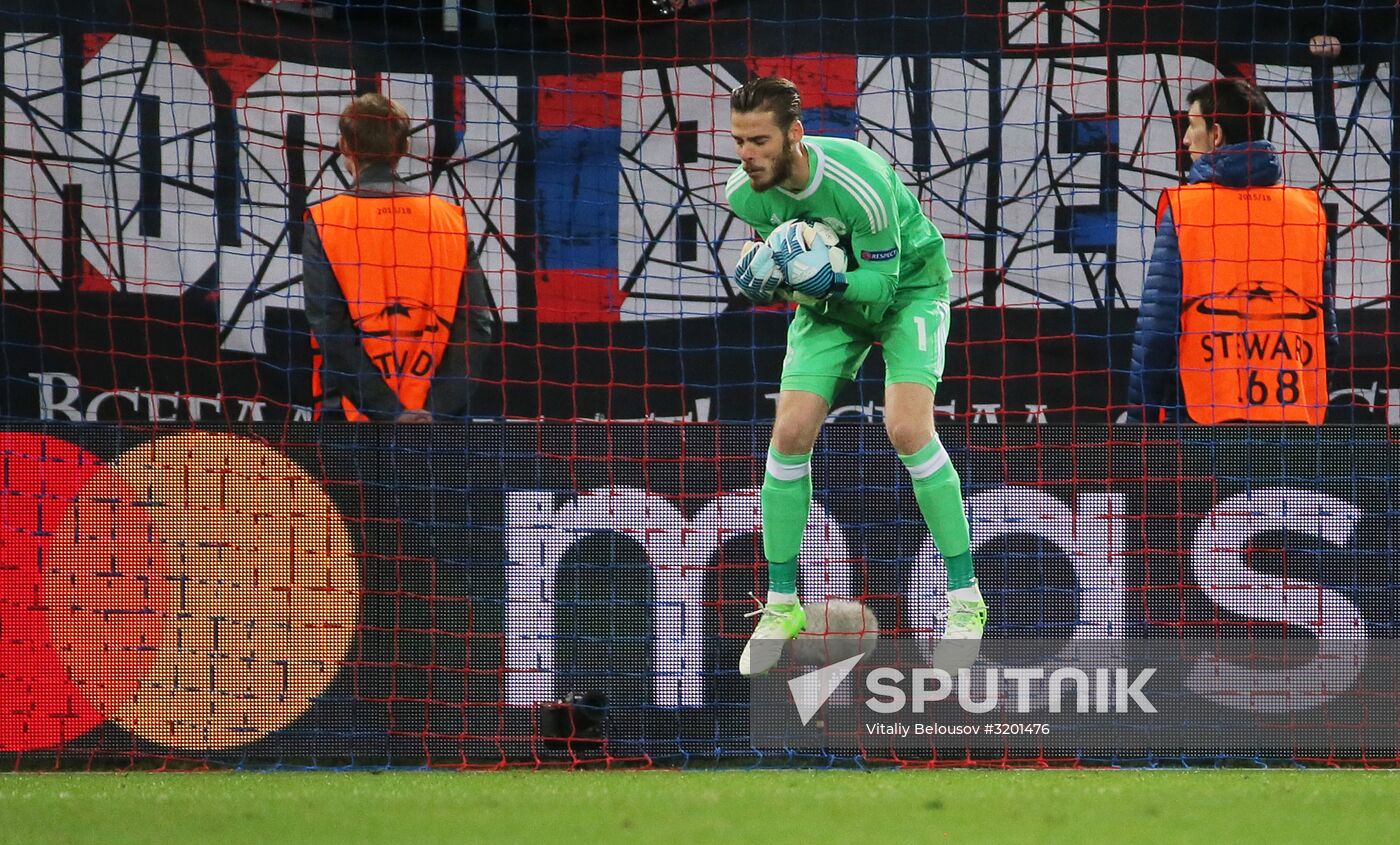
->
xmin=1 ymin=431 xmax=359 ymax=752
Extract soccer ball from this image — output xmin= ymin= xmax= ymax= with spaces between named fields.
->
xmin=775 ymin=220 xmax=848 ymax=305
xmin=791 ymin=599 xmax=880 ymax=665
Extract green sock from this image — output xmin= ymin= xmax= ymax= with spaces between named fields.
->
xmin=760 ymin=447 xmax=811 ymax=597
xmin=766 ymin=558 xmax=798 ymax=600
xmin=900 ymin=437 xmax=976 ymax=591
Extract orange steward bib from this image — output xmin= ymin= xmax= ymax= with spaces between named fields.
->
xmin=1160 ymin=183 xmax=1328 ymax=424
xmin=309 ymin=193 xmax=467 ymax=421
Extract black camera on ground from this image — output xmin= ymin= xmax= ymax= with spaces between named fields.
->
xmin=539 ymin=690 xmax=608 ymax=748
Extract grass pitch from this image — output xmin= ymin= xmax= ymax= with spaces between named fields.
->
xmin=2 ymin=769 xmax=1397 ymax=844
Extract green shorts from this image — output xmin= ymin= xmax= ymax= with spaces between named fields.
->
xmin=779 ymin=296 xmax=950 ymax=404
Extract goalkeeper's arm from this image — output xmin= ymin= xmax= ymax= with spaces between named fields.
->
xmin=835 ymin=227 xmax=901 ymax=307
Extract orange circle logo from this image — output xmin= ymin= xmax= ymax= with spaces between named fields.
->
xmin=1 ymin=431 xmax=360 ymax=753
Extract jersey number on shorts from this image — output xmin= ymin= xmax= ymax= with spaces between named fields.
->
xmin=913 ymin=316 xmax=929 ymax=352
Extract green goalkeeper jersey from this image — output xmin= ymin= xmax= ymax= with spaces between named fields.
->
xmin=725 ymin=135 xmax=952 ymax=326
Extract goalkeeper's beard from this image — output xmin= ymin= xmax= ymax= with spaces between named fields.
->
xmin=747 ymin=140 xmax=796 ymax=192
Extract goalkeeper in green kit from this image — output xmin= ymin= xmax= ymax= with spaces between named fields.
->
xmin=725 ymin=77 xmax=985 ymax=675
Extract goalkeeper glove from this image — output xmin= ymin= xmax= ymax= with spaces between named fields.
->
xmin=767 ymin=221 xmax=847 ymax=301
xmin=733 ymin=241 xmax=782 ymax=305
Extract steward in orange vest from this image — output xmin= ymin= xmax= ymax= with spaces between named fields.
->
xmin=1126 ymin=80 xmax=1335 ymax=424
xmin=303 ymin=94 xmax=496 ymax=422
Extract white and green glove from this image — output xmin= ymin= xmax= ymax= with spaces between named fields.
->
xmin=733 ymin=240 xmax=782 ymax=305
xmin=766 ymin=220 xmax=848 ymax=302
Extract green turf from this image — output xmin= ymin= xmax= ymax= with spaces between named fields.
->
xmin=2 ymin=769 xmax=1398 ymax=844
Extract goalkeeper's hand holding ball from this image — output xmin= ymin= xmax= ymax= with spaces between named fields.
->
xmin=766 ymin=220 xmax=848 ymax=304
xmin=733 ymin=240 xmax=782 ymax=305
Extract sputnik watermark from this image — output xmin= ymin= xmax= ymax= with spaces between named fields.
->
xmin=753 ymin=639 xmax=1400 ymax=751
xmin=866 ymin=722 xmax=1003 ymax=737
xmin=864 ymin=666 xmax=1157 ymax=715
xmin=780 ymin=656 xmax=1156 ymax=735
xmin=788 ymin=653 xmax=866 ymax=725
xmin=740 ymin=638 xmax=1355 ymax=752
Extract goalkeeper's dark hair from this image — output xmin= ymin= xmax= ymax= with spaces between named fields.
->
xmin=1185 ymin=78 xmax=1269 ymax=145
xmin=731 ymin=77 xmax=803 ymax=133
